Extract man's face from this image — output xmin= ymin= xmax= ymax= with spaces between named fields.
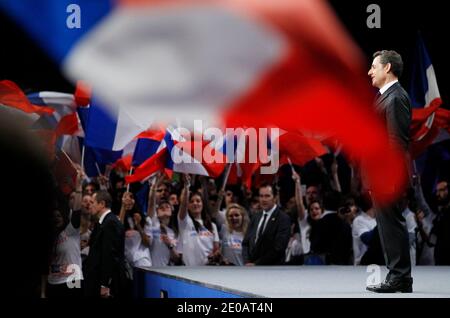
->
xmin=156 ymin=184 xmax=169 ymax=201
xmin=90 ymin=193 xmax=104 ymax=217
xmin=436 ymin=181 xmax=449 ymax=205
xmin=81 ymin=195 xmax=93 ymax=213
xmin=259 ymin=186 xmax=276 ymax=211
xmin=306 ymin=186 xmax=319 ymax=205
xmin=368 ymin=56 xmax=389 ymax=89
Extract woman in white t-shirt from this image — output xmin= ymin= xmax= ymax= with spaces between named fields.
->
xmin=119 ymin=192 xmax=153 ymax=268
xmin=178 ymin=175 xmax=220 ymax=266
xmin=219 ymin=204 xmax=249 ymax=266
xmin=46 ymin=192 xmax=83 ymax=298
xmin=147 ymin=175 xmax=182 ymax=266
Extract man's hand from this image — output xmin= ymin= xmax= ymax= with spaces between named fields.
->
xmin=100 ymin=286 xmax=111 ymax=298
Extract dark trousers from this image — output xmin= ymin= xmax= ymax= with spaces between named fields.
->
xmin=375 ymin=201 xmax=411 ymax=281
xmin=46 ymin=281 xmax=83 ymax=298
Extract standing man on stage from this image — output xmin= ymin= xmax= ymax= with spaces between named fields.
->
xmin=366 ymin=50 xmax=413 ymax=293
xmin=84 ymin=190 xmax=130 ymax=297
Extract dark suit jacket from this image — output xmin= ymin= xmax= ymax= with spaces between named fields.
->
xmin=84 ymin=211 xmax=129 ymax=297
xmin=310 ymin=212 xmax=352 ymax=265
xmin=375 ymin=82 xmax=412 ymax=151
xmin=242 ymin=206 xmax=291 ymax=265
xmin=374 ymin=82 xmax=413 ymax=280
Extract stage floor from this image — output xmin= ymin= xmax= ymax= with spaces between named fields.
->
xmin=142 ymin=266 xmax=450 ymax=298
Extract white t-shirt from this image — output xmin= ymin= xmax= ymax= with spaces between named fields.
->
xmin=148 ymin=215 xmax=181 ymax=267
xmin=48 ymin=222 xmax=83 ymax=285
xmin=178 ymin=214 xmax=220 ymax=266
xmin=124 ymin=216 xmax=153 ymax=268
xmin=352 ymin=212 xmax=377 ymax=265
xmin=298 ymin=215 xmax=311 ymax=255
xmin=220 ymin=226 xmax=244 ymax=266
xmin=80 ymin=229 xmax=91 ymax=257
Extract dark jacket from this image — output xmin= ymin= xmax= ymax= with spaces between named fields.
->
xmin=375 ymin=82 xmax=412 ymax=151
xmin=310 ymin=212 xmax=352 ymax=265
xmin=242 ymin=206 xmax=291 ymax=265
xmin=84 ymin=211 xmax=129 ymax=297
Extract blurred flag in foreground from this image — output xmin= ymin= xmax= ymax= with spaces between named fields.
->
xmin=0 ymin=0 xmax=409 ymax=203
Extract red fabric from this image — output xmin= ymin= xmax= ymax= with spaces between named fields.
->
xmin=74 ymin=80 xmax=91 ymax=107
xmin=0 ymin=80 xmax=54 ymax=115
xmin=223 ymin=0 xmax=408 ymax=204
xmin=411 ymin=124 xmax=441 ymax=159
xmin=278 ymin=132 xmax=328 ymax=167
xmin=125 ymin=150 xmax=167 ymax=183
xmin=55 ymin=112 xmax=79 ymax=137
xmin=112 ymin=154 xmax=133 ymax=172
xmin=410 ymin=98 xmax=442 ymax=140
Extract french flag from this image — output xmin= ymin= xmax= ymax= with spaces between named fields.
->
xmin=126 ymin=126 xmax=227 ymax=183
xmin=409 ymin=35 xmax=449 ymax=159
xmin=0 ymin=0 xmax=409 ymax=203
xmin=410 ymin=34 xmax=443 ymax=142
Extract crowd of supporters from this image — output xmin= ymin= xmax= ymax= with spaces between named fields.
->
xmin=43 ymin=151 xmax=450 ymax=297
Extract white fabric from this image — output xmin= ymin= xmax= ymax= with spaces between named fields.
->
xmin=285 ymin=232 xmax=303 ymax=263
xmin=124 ymin=216 xmax=153 ymax=268
xmin=403 ymin=208 xmax=418 ymax=266
xmin=64 ymin=5 xmax=286 ymax=137
xmin=48 ymin=222 xmax=83 ymax=285
xmin=80 ymin=229 xmax=91 ymax=257
xmin=149 ymin=215 xmax=181 ymax=267
xmin=178 ymin=214 xmax=219 ymax=266
xmin=298 ymin=215 xmax=312 ymax=255
xmin=379 ymin=79 xmax=398 ymax=95
xmin=220 ymin=227 xmax=244 ymax=266
xmin=352 ymin=212 xmax=376 ymax=265
xmin=98 ymin=209 xmax=112 ymax=224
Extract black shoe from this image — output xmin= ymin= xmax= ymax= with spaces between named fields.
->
xmin=366 ymin=278 xmax=413 ymax=293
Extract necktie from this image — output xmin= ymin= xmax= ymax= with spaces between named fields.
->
xmin=256 ymin=213 xmax=268 ymax=243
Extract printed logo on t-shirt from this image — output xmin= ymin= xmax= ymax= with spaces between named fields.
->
xmin=50 ymin=263 xmax=75 ymax=277
xmin=224 ymin=237 xmax=242 ymax=249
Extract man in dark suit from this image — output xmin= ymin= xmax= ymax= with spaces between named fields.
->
xmin=366 ymin=50 xmax=413 ymax=293
xmin=242 ymin=183 xmax=291 ymax=265
xmin=84 ymin=190 xmax=129 ymax=298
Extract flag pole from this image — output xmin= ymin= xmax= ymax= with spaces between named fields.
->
xmin=220 ymin=163 xmax=232 ymax=192
xmin=127 ymin=167 xmax=134 ymax=192
xmin=81 ymin=145 xmax=85 ymax=171
xmin=287 ymin=157 xmax=295 ymax=174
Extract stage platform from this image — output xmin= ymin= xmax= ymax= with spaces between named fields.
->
xmin=134 ymin=266 xmax=450 ymax=298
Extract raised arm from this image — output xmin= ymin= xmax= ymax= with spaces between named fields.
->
xmin=147 ymin=173 xmax=165 ymax=218
xmin=331 ymin=157 xmax=342 ymax=193
xmin=292 ymin=170 xmax=306 ymax=221
xmin=178 ymin=174 xmax=191 ymax=221
xmin=118 ymin=192 xmax=129 ymax=224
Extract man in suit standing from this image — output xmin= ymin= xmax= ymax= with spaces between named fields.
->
xmin=366 ymin=50 xmax=413 ymax=293
xmin=242 ymin=183 xmax=291 ymax=265
xmin=84 ymin=190 xmax=129 ymax=298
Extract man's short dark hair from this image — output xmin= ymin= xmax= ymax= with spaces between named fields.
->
xmin=95 ymin=190 xmax=112 ymax=208
xmin=373 ymin=50 xmax=404 ymax=78
xmin=259 ymin=183 xmax=278 ymax=197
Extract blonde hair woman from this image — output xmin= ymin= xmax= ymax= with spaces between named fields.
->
xmin=220 ymin=204 xmax=249 ymax=266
